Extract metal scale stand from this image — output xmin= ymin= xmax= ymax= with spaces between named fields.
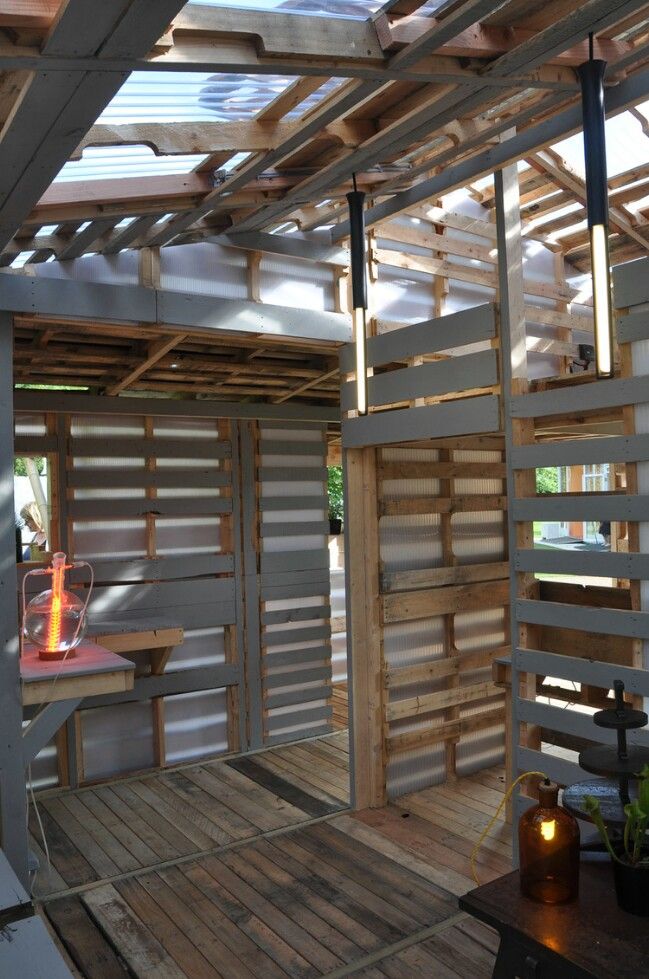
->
xmin=563 ymin=679 xmax=649 ymax=828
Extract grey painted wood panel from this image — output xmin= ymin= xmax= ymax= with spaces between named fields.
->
xmin=510 ymin=374 xmax=649 ymax=418
xmin=68 ymin=497 xmax=232 ymax=519
xmin=81 ymin=664 xmax=239 ymax=709
xmin=517 ymin=598 xmax=649 ymax=638
xmin=339 ymin=303 xmax=496 ymax=372
xmin=266 ymin=704 xmax=332 ymax=731
xmin=158 ymin=290 xmax=351 ymax=343
xmin=263 ymin=644 xmax=331 ymax=667
xmin=261 ymin=604 xmax=330 ymax=625
xmin=259 ymin=439 xmax=327 ymax=457
xmin=262 ymin=624 xmax=331 ymax=647
xmin=70 ymin=437 xmax=231 ymax=459
xmin=259 ymin=549 xmax=329 ymax=574
xmin=342 ymin=394 xmax=500 ymax=448
xmin=613 ymin=256 xmax=649 ymax=309
xmin=259 ymin=495 xmax=327 ymax=511
xmin=516 ymin=647 xmax=649 ymax=696
xmin=340 ymin=348 xmax=497 ymax=411
xmin=0 ymin=916 xmax=72 ymax=978
xmin=260 ymin=520 xmax=330 ymax=538
xmin=264 ymin=666 xmax=331 ymax=690
xmin=67 ymin=468 xmax=230 ymax=489
xmin=265 ymin=683 xmax=331 ymax=710
xmin=517 ymin=746 xmax=581 ymax=788
xmin=15 ymin=388 xmax=340 ymax=424
xmin=259 ymin=465 xmax=327 ymax=481
xmin=617 ymin=309 xmax=649 ymax=343
xmin=518 ymin=698 xmax=649 ymax=749
xmin=68 ymin=554 xmax=234 ymax=584
xmin=511 ymin=433 xmax=649 ymax=469
xmin=512 ymin=493 xmax=649 ymax=521
xmin=515 ymin=548 xmax=649 ymax=579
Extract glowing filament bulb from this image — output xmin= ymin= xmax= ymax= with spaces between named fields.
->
xmin=540 ymin=819 xmax=556 ymax=842
xmin=46 ymin=553 xmax=66 ymax=653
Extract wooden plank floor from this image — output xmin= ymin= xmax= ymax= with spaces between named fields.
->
xmin=40 ymin=754 xmax=509 ymax=978
xmin=31 ymin=730 xmax=350 ymax=900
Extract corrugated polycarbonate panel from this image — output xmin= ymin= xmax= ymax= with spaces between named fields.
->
xmin=163 ymin=688 xmax=229 ymax=764
xmin=56 ymin=146 xmax=208 ymax=183
xmin=15 ymin=413 xmax=47 ymax=436
xmin=192 ymin=1 xmax=446 ymax=19
xmin=81 ymin=701 xmax=155 ymax=780
xmin=160 ymin=243 xmax=248 ymax=298
xmin=258 ymin=422 xmax=332 ymax=741
xmin=387 ymin=745 xmax=446 ymax=797
xmin=261 ymin=254 xmax=334 ymax=311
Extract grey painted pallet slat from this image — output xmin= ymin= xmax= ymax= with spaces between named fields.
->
xmin=260 ymin=520 xmax=330 ymax=538
xmin=266 ymin=703 xmax=333 ymax=731
xmin=262 ymin=623 xmax=331 ymax=648
xmin=265 ymin=683 xmax=332 ymax=710
xmin=259 ymin=549 xmax=330 ymax=574
xmin=91 ymin=600 xmax=236 ymax=630
xmin=259 ymin=496 xmax=327 ymax=512
xmin=89 ymin=576 xmax=234 ymax=610
xmin=260 ymin=579 xmax=331 ymax=601
xmin=510 ymin=374 xmax=649 ymax=418
xmin=68 ymin=497 xmax=232 ymax=518
xmin=259 ymin=439 xmax=327 ymax=457
xmin=516 ymin=598 xmax=649 ymax=638
xmin=263 ymin=644 xmax=331 ymax=668
xmin=512 ymin=494 xmax=649 ymax=522
xmin=81 ymin=663 xmax=239 ymax=709
xmin=517 ymin=746 xmax=582 ymax=788
xmin=511 ymin=433 xmax=649 ymax=469
xmin=517 ymin=698 xmax=649 ymax=749
xmin=264 ymin=665 xmax=332 ymax=690
xmin=264 ymin=723 xmax=332 ymax=747
xmin=66 ymin=554 xmax=234 ymax=584
xmin=261 ymin=604 xmax=330 ymax=625
xmin=617 ymin=309 xmax=649 ymax=344
xmin=15 ymin=387 xmax=340 ymax=424
xmin=339 ymin=303 xmax=496 ymax=372
xmin=259 ymin=420 xmax=327 ymax=432
xmin=516 ymin=647 xmax=649 ymax=697
xmin=67 ymin=468 xmax=230 ymax=489
xmin=70 ymin=436 xmax=231 ymax=459
xmin=14 ymin=435 xmax=58 ymax=453
xmin=342 ymin=393 xmax=501 ymax=448
xmin=613 ymin=256 xmax=649 ymax=309
xmin=341 ymin=348 xmax=498 ymax=412
xmin=259 ymin=465 xmax=328 ymax=481
xmin=515 ymin=547 xmax=649 ymax=579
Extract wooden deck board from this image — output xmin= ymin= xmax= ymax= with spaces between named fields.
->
xmin=40 ymin=745 xmax=508 ymax=978
xmin=32 ymin=731 xmax=350 ymax=899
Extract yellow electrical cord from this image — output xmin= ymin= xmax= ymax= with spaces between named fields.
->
xmin=470 ymin=770 xmax=548 ymax=885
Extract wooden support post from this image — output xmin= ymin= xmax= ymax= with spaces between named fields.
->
xmin=495 ymin=162 xmax=540 ymax=836
xmin=0 ymin=313 xmax=29 ymax=885
xmin=247 ymin=251 xmax=262 ymax=303
xmin=138 ymin=246 xmax=160 ymax=290
xmin=344 ymin=445 xmax=385 ymax=808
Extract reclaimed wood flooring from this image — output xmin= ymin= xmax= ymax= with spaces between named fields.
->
xmin=31 ymin=730 xmax=350 ymax=900
xmin=38 ymin=739 xmax=510 ymax=978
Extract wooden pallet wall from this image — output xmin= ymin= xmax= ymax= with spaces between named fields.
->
xmin=342 ymin=302 xmax=508 ymax=804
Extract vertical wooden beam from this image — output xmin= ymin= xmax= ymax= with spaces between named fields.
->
xmin=495 ymin=162 xmax=540 ymax=837
xmin=0 ymin=312 xmax=29 ymax=885
xmin=247 ymin=251 xmax=262 ymax=303
xmin=138 ymin=246 xmax=160 ymax=290
xmin=344 ymin=445 xmax=385 ymax=808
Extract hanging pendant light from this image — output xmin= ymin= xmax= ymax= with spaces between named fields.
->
xmin=578 ymin=33 xmax=614 ymax=378
xmin=346 ymin=175 xmax=368 ymax=415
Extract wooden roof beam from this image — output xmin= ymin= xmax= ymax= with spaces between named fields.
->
xmin=380 ymin=15 xmax=634 ymax=66
xmin=105 ymin=333 xmax=187 ymax=396
xmin=0 ymin=0 xmax=188 ymax=253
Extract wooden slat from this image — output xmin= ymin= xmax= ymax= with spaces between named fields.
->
xmin=383 ymin=579 xmax=509 ymax=623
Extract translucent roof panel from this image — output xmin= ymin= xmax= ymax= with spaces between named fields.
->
xmin=54 ymin=146 xmax=208 ymax=183
xmin=96 ymin=71 xmax=344 ymax=125
xmin=191 ymin=0 xmax=446 ymax=16
xmin=553 ymin=110 xmax=649 ymax=180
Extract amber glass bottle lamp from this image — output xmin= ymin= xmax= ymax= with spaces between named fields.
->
xmin=519 ymin=780 xmax=580 ymax=904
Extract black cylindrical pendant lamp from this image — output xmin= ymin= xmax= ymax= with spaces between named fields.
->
xmin=346 ymin=180 xmax=368 ymax=415
xmin=578 ymin=40 xmax=614 ymax=378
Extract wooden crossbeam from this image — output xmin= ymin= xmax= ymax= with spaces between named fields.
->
xmin=105 ymin=334 xmax=187 ymax=396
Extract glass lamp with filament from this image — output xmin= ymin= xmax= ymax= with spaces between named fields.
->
xmin=23 ymin=552 xmax=92 ymax=661
xmin=519 ymin=779 xmax=580 ymax=904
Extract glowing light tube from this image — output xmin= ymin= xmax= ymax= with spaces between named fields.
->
xmin=578 ymin=47 xmax=614 ymax=379
xmin=353 ymin=307 xmax=368 ymax=417
xmin=346 ymin=185 xmax=369 ymax=416
xmin=591 ymin=223 xmax=613 ymax=378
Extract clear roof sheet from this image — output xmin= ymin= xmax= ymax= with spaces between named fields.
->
xmin=55 ymin=145 xmax=208 ymax=182
xmin=553 ymin=109 xmax=649 ymax=180
xmin=189 ymin=0 xmax=445 ymax=17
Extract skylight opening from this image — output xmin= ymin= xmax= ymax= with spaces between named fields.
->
xmin=11 ymin=251 xmax=36 ymax=268
xmin=54 ymin=146 xmax=208 ymax=183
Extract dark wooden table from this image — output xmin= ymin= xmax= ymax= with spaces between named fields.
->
xmin=459 ymin=861 xmax=648 ymax=978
